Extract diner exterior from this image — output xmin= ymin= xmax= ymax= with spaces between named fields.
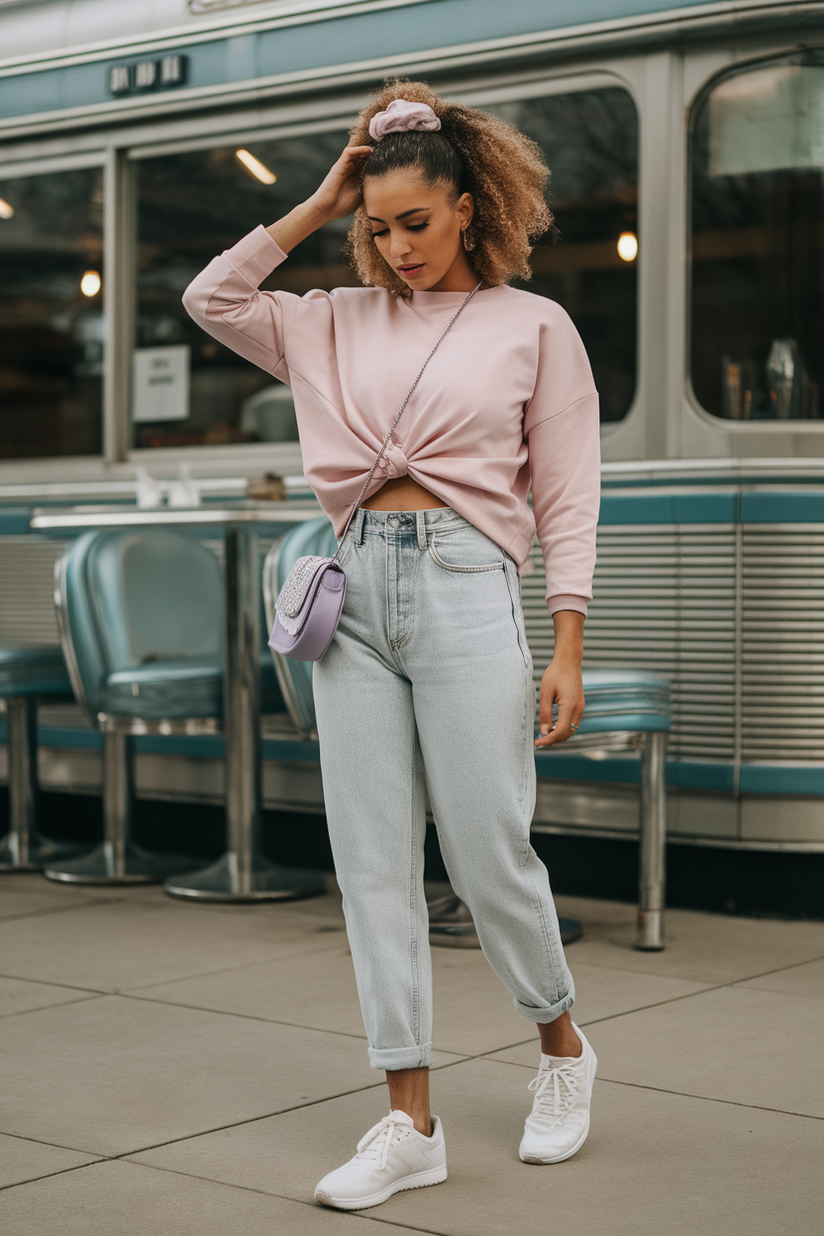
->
xmin=2 ymin=0 xmax=824 ymax=869
xmin=1 ymin=0 xmax=823 ymax=1229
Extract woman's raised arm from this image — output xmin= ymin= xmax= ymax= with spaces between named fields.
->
xmin=182 ymin=143 xmax=373 ymax=376
xmin=265 ymin=144 xmax=373 ymax=252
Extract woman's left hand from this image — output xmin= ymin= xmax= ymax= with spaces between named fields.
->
xmin=535 ymin=611 xmax=586 ymax=747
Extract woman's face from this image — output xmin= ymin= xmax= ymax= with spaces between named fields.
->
xmin=362 ymin=168 xmax=475 ymax=293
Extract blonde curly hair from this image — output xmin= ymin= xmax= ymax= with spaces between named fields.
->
xmin=345 ymin=79 xmax=554 ymax=295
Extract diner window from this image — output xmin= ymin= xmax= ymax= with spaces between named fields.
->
xmin=0 ymin=166 xmax=104 ymax=459
xmin=691 ymin=52 xmax=824 ymax=421
xmin=133 ymin=130 xmax=352 ymax=449
xmin=490 ymin=87 xmax=639 ymax=423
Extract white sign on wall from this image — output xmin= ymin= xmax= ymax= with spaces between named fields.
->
xmin=132 ymin=346 xmax=190 ymax=423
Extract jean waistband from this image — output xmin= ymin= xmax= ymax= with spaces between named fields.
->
xmin=350 ymin=507 xmax=470 ymax=548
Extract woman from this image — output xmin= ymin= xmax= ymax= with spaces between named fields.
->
xmin=183 ymin=79 xmax=601 ymax=1212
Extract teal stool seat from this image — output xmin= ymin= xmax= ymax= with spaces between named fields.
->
xmin=576 ymin=669 xmax=671 ymax=733
xmin=0 ymin=647 xmax=73 ymax=697
xmin=0 ymin=645 xmax=87 ymax=871
xmin=541 ymin=668 xmax=672 ymax=950
xmin=100 ymin=658 xmax=282 ymax=719
xmin=103 ymin=658 xmax=224 ymax=718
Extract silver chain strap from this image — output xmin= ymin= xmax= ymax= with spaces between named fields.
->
xmin=331 ymin=279 xmax=483 ymax=561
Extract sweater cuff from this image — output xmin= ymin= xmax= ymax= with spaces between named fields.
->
xmin=547 ymin=594 xmax=588 ymax=618
xmin=224 ymin=224 xmax=289 ymax=284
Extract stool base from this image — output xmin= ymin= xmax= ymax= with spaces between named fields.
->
xmin=427 ymin=894 xmax=583 ymax=949
xmin=636 ymin=907 xmax=665 ymax=951
xmin=165 ymin=851 xmax=326 ymax=902
xmin=0 ymin=832 xmax=88 ymax=873
xmin=44 ymin=842 xmax=202 ymax=885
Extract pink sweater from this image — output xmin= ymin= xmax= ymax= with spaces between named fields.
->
xmin=182 ymin=226 xmax=600 ymax=615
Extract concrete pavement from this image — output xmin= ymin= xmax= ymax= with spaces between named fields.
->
xmin=1 ymin=871 xmax=822 ymax=1234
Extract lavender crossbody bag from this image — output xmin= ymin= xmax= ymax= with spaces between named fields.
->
xmin=269 ymin=280 xmax=481 ymax=661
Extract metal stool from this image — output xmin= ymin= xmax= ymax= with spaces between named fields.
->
xmin=46 ymin=528 xmax=222 ymax=884
xmin=536 ymin=669 xmax=672 ymax=950
xmin=0 ymin=647 xmax=88 ymax=871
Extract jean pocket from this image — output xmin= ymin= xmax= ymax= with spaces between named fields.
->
xmin=428 ymin=527 xmax=506 ymax=573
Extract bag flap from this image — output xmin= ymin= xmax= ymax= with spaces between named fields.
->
xmin=276 ymin=555 xmax=332 ymax=621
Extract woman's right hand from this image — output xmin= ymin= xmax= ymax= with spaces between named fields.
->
xmin=308 ymin=144 xmax=374 ymax=222
xmin=266 ymin=144 xmax=373 ymax=253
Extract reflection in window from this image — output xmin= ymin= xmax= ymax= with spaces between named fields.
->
xmin=491 ymin=88 xmax=639 ymax=423
xmin=691 ymin=53 xmax=824 ymax=421
xmin=134 ymin=132 xmax=353 ymax=449
xmin=0 ymin=168 xmax=103 ymax=459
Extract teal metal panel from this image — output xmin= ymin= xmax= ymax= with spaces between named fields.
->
xmin=598 ymin=494 xmax=677 ymax=524
xmin=4 ymin=722 xmax=819 ymax=795
xmin=598 ymin=490 xmax=824 ymax=526
xmin=0 ymin=509 xmax=37 ymax=535
xmin=35 ymin=725 xmax=101 ymax=750
xmin=534 ymin=752 xmax=735 ymax=791
xmin=0 ymin=0 xmax=727 ymax=122
xmin=667 ymin=761 xmax=734 ymax=792
xmin=135 ymin=732 xmax=223 ymax=757
xmin=740 ymin=492 xmax=824 ymax=524
xmin=534 ymin=751 xmax=641 ymax=783
xmin=598 ymin=492 xmax=736 ymax=524
xmin=674 ymin=492 xmax=737 ymax=523
xmin=739 ymin=765 xmax=824 ymax=795
xmin=262 ymin=736 xmax=322 ymax=763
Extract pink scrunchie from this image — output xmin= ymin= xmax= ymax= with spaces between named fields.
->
xmin=368 ymin=98 xmax=442 ymax=141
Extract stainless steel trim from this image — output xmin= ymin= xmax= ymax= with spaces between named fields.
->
xmin=54 ymin=547 xmax=93 ymax=723
xmin=531 ymin=819 xmax=824 ymax=853
xmin=4 ymin=3 xmax=821 ymax=143
xmin=637 ymin=730 xmax=667 ymax=950
xmin=103 ymin=728 xmax=134 ymax=879
xmin=7 ymin=696 xmax=37 ymax=867
xmin=97 ymin=714 xmax=221 ymax=736
xmin=103 ymin=147 xmax=134 ymax=466
xmin=223 ymin=525 xmax=261 ymax=896
xmin=31 ymin=503 xmax=320 ymax=529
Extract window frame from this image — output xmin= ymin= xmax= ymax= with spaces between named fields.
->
xmin=0 ymin=149 xmax=109 ymax=466
xmin=685 ymin=48 xmax=824 ymax=434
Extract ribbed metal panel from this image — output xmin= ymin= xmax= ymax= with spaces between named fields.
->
xmin=522 ymin=524 xmax=738 ymax=763
xmin=0 ymin=537 xmax=67 ymax=647
xmin=741 ymin=528 xmax=824 ymax=762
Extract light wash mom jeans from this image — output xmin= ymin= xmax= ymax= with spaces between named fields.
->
xmin=313 ymin=507 xmax=575 ymax=1071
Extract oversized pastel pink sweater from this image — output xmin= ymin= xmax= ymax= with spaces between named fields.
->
xmin=182 ymin=226 xmax=601 ymax=615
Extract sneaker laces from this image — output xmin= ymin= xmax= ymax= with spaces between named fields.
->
xmin=527 ymin=1061 xmax=582 ymax=1131
xmin=355 ymin=1111 xmax=414 ymax=1172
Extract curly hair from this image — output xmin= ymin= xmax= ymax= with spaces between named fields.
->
xmin=345 ymin=79 xmax=554 ymax=295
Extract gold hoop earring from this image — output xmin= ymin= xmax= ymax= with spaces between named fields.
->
xmin=462 ymin=227 xmax=475 ymax=252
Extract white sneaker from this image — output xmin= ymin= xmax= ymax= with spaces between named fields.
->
xmin=314 ymin=1109 xmax=447 ymax=1210
xmin=519 ymin=1022 xmax=597 ymax=1164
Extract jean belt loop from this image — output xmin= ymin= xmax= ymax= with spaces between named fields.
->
xmin=416 ymin=510 xmax=428 ymax=551
xmin=353 ymin=507 xmax=366 ymax=546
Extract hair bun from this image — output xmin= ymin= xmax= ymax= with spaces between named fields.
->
xmin=368 ymin=98 xmax=441 ymax=141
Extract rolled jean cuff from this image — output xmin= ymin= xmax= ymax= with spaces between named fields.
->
xmin=513 ymin=988 xmax=575 ymax=1024
xmin=368 ymin=1042 xmax=434 ymax=1071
